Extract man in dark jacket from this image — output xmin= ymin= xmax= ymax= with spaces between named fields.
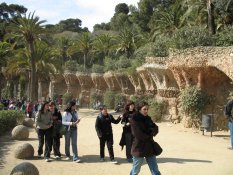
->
xmin=95 ymin=105 xmax=121 ymax=163
xmin=225 ymin=93 xmax=233 ymax=150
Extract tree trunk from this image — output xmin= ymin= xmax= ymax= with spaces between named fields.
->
xmin=84 ymin=53 xmax=86 ymax=71
xmin=29 ymin=42 xmax=38 ymax=103
xmin=207 ymin=0 xmax=216 ymax=35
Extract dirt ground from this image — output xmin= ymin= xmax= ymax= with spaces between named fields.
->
xmin=0 ymin=108 xmax=233 ymax=175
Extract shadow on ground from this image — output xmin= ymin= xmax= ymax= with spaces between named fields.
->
xmin=157 ymin=157 xmax=212 ymax=164
xmin=0 ymin=132 xmax=16 ymax=169
xmin=80 ymin=155 xmax=129 ymax=164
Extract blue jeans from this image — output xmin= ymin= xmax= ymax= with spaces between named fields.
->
xmin=130 ymin=156 xmax=161 ymax=175
xmin=65 ymin=128 xmax=78 ymax=161
xmin=229 ymin=122 xmax=233 ymax=149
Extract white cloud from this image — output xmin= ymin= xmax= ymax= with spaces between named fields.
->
xmin=6 ymin=0 xmax=139 ymax=31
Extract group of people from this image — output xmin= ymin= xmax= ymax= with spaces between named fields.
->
xmin=35 ymin=99 xmax=161 ymax=175
xmin=95 ymin=101 xmax=161 ymax=175
xmin=35 ymin=101 xmax=81 ymax=162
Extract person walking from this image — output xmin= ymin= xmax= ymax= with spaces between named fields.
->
xmin=130 ymin=101 xmax=161 ymax=175
xmin=95 ymin=105 xmax=121 ymax=163
xmin=224 ymin=93 xmax=233 ymax=150
xmin=26 ymin=101 xmax=33 ymax=118
xmin=35 ymin=101 xmax=53 ymax=162
xmin=49 ymin=101 xmax=62 ymax=159
xmin=119 ymin=100 xmax=135 ymax=162
xmin=62 ymin=101 xmax=81 ymax=163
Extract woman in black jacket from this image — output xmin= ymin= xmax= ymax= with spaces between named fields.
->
xmin=49 ymin=101 xmax=62 ymax=159
xmin=119 ymin=100 xmax=135 ymax=162
xmin=130 ymin=101 xmax=161 ymax=175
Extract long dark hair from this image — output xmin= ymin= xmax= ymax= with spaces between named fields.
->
xmin=124 ymin=100 xmax=135 ymax=112
xmin=136 ymin=101 xmax=149 ymax=111
xmin=39 ymin=101 xmax=49 ymax=114
xmin=64 ymin=101 xmax=76 ymax=113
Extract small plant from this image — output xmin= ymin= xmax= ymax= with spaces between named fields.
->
xmin=0 ymin=110 xmax=24 ymax=135
xmin=148 ymin=98 xmax=166 ymax=122
xmin=114 ymin=93 xmax=127 ymax=107
xmin=92 ymin=64 xmax=105 ymax=73
xmin=64 ymin=60 xmax=77 ymax=72
xmin=179 ymin=86 xmax=208 ymax=118
xmin=103 ymin=90 xmax=115 ymax=109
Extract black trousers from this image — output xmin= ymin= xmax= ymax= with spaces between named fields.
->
xmin=125 ymin=132 xmax=133 ymax=159
xmin=50 ymin=134 xmax=61 ymax=156
xmin=38 ymin=128 xmax=52 ymax=158
xmin=99 ymin=134 xmax=114 ymax=160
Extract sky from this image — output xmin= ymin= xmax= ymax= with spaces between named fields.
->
xmin=5 ymin=0 xmax=139 ymax=31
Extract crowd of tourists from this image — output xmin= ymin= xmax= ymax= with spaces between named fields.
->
xmin=34 ymin=99 xmax=161 ymax=175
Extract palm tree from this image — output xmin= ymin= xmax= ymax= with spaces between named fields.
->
xmin=5 ymin=41 xmax=61 ymax=99
xmin=115 ymin=28 xmax=138 ymax=58
xmin=149 ymin=1 xmax=188 ymax=38
xmin=92 ymin=34 xmax=114 ymax=58
xmin=52 ymin=37 xmax=72 ymax=66
xmin=6 ymin=12 xmax=46 ymax=102
xmin=70 ymin=32 xmax=92 ymax=71
xmin=0 ymin=41 xmax=12 ymax=98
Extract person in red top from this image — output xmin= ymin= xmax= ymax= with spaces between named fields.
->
xmin=26 ymin=101 xmax=33 ymax=118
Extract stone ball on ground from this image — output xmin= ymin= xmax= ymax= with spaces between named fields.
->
xmin=22 ymin=118 xmax=34 ymax=128
xmin=11 ymin=125 xmax=29 ymax=140
xmin=10 ymin=162 xmax=39 ymax=175
xmin=14 ymin=143 xmax=34 ymax=159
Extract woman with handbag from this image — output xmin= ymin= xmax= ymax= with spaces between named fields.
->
xmin=130 ymin=101 xmax=161 ymax=175
xmin=62 ymin=101 xmax=81 ymax=163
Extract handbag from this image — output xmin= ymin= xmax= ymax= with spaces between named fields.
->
xmin=59 ymin=125 xmax=68 ymax=135
xmin=153 ymin=141 xmax=163 ymax=156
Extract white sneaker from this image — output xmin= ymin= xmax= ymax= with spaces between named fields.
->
xmin=110 ymin=160 xmax=118 ymax=164
xmin=45 ymin=158 xmax=50 ymax=162
xmin=65 ymin=157 xmax=70 ymax=160
xmin=74 ymin=159 xmax=81 ymax=163
xmin=55 ymin=156 xmax=60 ymax=159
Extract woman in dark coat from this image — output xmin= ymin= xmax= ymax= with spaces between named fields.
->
xmin=119 ymin=100 xmax=135 ymax=162
xmin=130 ymin=101 xmax=161 ymax=175
xmin=49 ymin=101 xmax=62 ymax=159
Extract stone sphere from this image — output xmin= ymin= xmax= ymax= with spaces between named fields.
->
xmin=10 ymin=162 xmax=39 ymax=175
xmin=11 ymin=125 xmax=29 ymax=140
xmin=14 ymin=143 xmax=34 ymax=159
xmin=22 ymin=118 xmax=34 ymax=128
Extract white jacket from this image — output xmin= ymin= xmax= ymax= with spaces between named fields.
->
xmin=62 ymin=111 xmax=79 ymax=126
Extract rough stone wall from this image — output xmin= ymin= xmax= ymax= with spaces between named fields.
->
xmin=42 ymin=46 xmax=233 ymax=130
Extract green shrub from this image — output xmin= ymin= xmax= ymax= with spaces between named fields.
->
xmin=62 ymin=92 xmax=73 ymax=106
xmin=64 ymin=60 xmax=77 ymax=72
xmin=114 ymin=93 xmax=127 ymax=107
xmin=92 ymin=64 xmax=105 ymax=73
xmin=0 ymin=103 xmax=4 ymax=110
xmin=169 ymin=26 xmax=214 ymax=49
xmin=179 ymin=86 xmax=208 ymax=118
xmin=0 ymin=110 xmax=25 ymax=135
xmin=90 ymin=92 xmax=103 ymax=107
xmin=214 ymin=27 xmax=233 ymax=46
xmin=104 ymin=57 xmax=117 ymax=72
xmin=103 ymin=90 xmax=116 ymax=109
xmin=148 ymin=99 xmax=166 ymax=122
xmin=116 ymin=56 xmax=131 ymax=69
